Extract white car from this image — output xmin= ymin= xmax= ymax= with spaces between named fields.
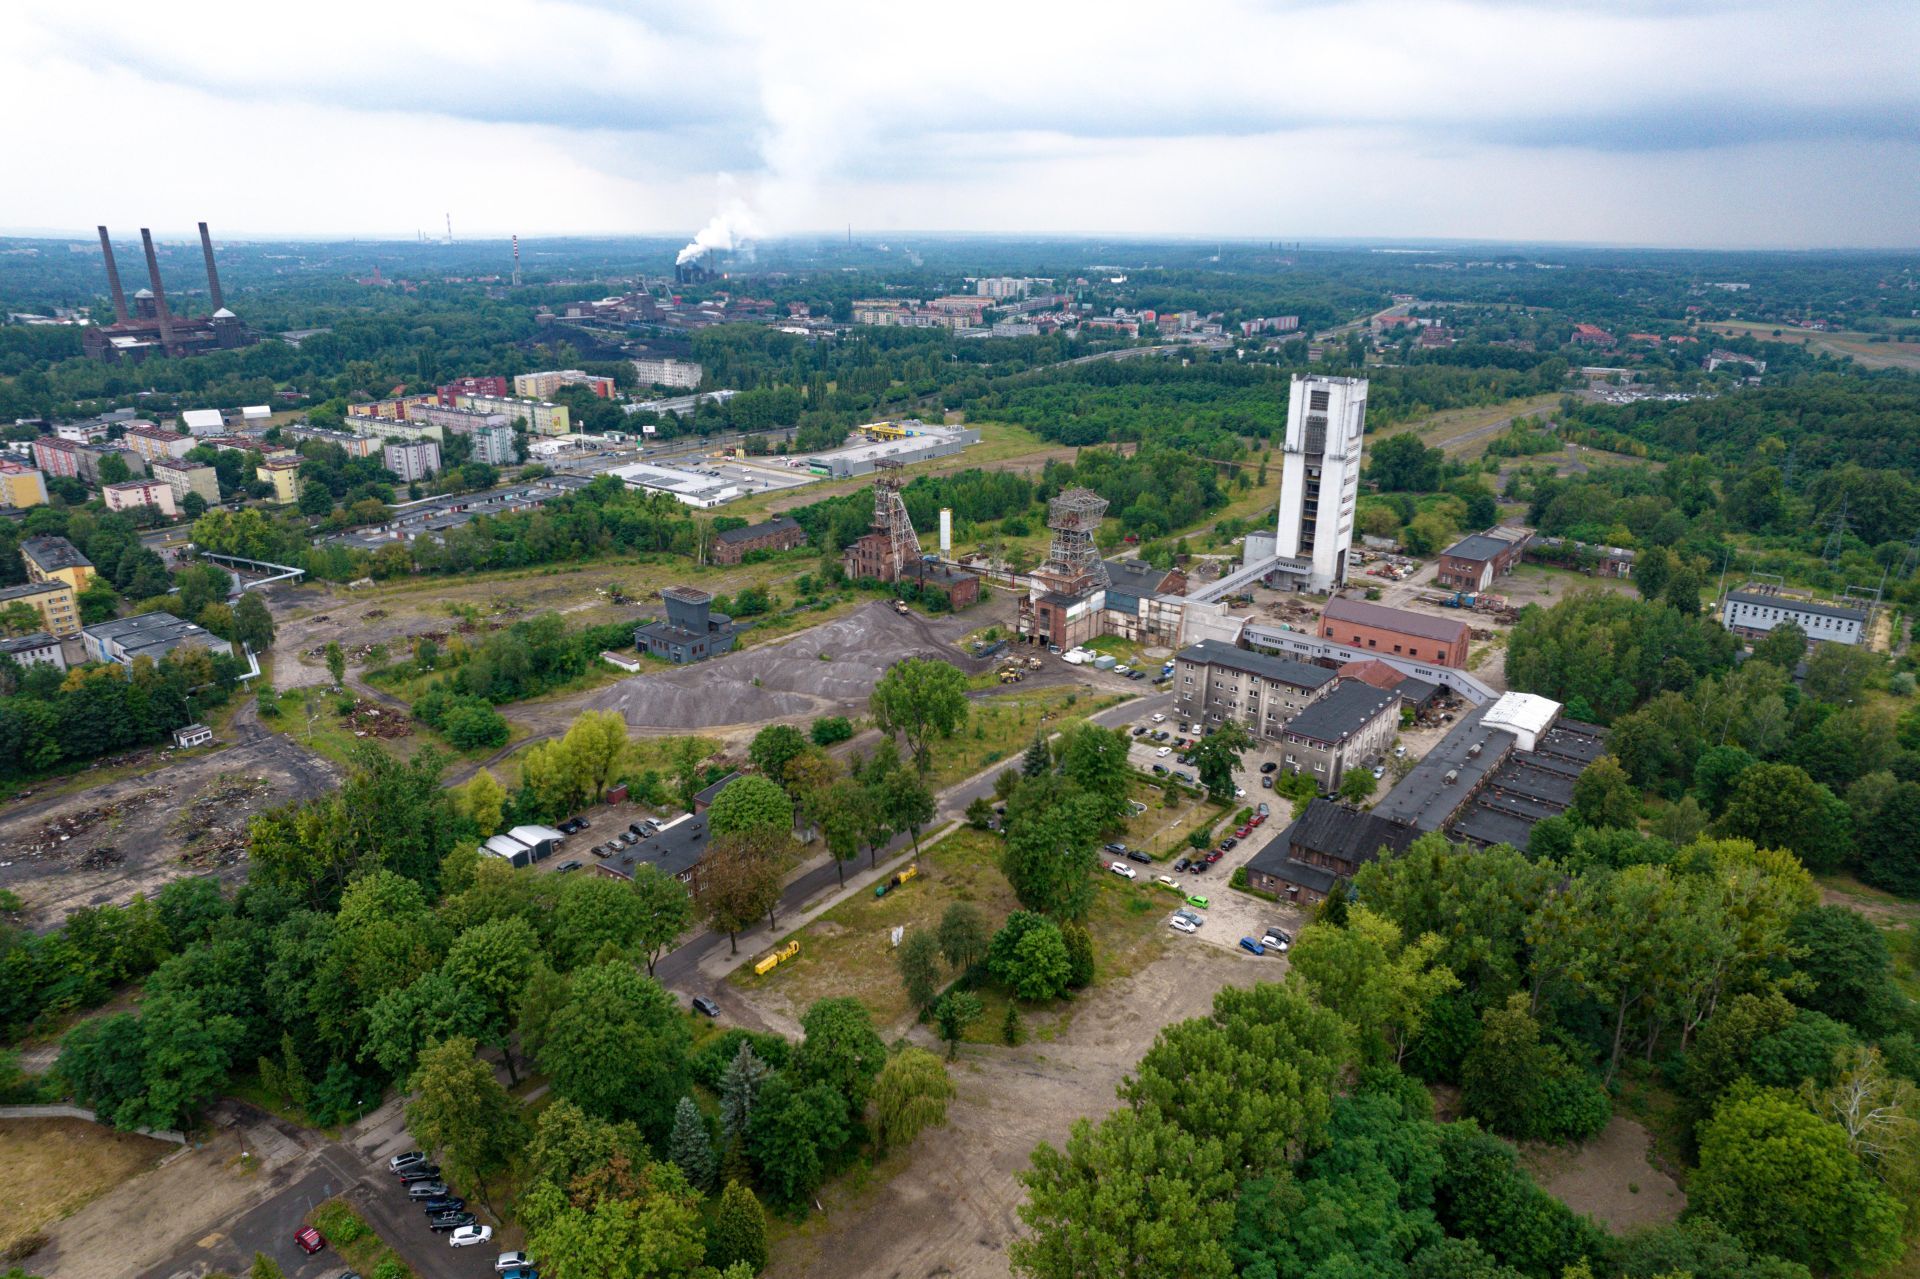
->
xmin=1156 ymin=746 xmax=1172 ymax=758
xmin=1235 ymin=786 xmax=1247 ymax=798
xmin=1393 ymin=745 xmax=1407 ymax=758
xmin=1156 ymin=875 xmax=1182 ymax=893
xmin=1169 ymin=916 xmax=1198 ymax=934
xmin=496 ymin=1253 xmax=530 ymax=1272
xmin=1109 ymin=861 xmax=1138 ymax=880
xmin=1261 ymin=933 xmax=1290 ymax=953
xmin=450 ymin=1225 xmax=494 ymax=1249
xmin=1151 ymin=713 xmax=1166 ymax=723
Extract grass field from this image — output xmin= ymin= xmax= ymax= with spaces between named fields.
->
xmin=1703 ymin=320 xmax=1920 ymax=372
xmin=0 ymin=1118 xmax=172 ymax=1257
xmin=1374 ymin=392 xmax=1568 ymax=458
xmin=924 ymin=686 xmax=1130 ymax=790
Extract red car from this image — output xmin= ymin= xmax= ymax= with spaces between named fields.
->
xmin=1235 ymin=825 xmax=1252 ymax=838
xmin=1205 ymin=850 xmax=1224 ymax=864
xmin=294 ymin=1226 xmax=326 ymax=1255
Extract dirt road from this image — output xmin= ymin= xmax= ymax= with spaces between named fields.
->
xmin=766 ymin=945 xmax=1268 ymax=1279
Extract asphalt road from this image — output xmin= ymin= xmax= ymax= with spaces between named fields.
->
xmin=653 ymin=688 xmax=1169 ymax=991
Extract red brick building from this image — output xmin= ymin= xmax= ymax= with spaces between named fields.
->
xmin=436 ymin=376 xmax=509 ymax=404
xmin=1436 ymin=530 xmax=1530 ymax=593
xmin=1320 ymin=596 xmax=1471 ymax=668
xmin=711 ymin=517 xmax=807 ymax=565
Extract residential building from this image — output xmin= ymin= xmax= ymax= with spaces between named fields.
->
xmin=1570 ymin=323 xmax=1616 ymax=348
xmin=0 ymin=581 xmax=80 ymax=636
xmin=256 ymin=458 xmax=304 ymax=505
xmin=1435 ymin=528 xmax=1531 ymax=593
xmin=0 ymin=631 xmax=66 ymax=671
xmin=591 ymin=812 xmax=712 ymax=886
xmin=0 ymin=460 xmax=47 ymax=509
xmin=149 ymin=459 xmax=221 ymax=508
xmin=74 ymin=445 xmax=149 ymax=486
xmin=453 ymin=394 xmax=570 ymax=436
xmin=436 ymin=375 xmax=509 ymax=403
xmin=349 ymin=416 xmax=443 ymax=444
xmin=383 ymin=439 xmax=442 ymax=483
xmin=1720 ymin=587 xmax=1867 ymax=648
xmin=1276 ymin=375 xmax=1366 ymax=592
xmin=1275 ymin=679 xmax=1401 ymax=789
xmin=407 ymin=402 xmax=511 ymax=435
xmin=121 ymin=423 xmax=196 ymax=463
xmin=347 ymin=394 xmax=436 ymax=421
xmin=20 ymin=535 xmax=95 ymax=593
xmin=634 ymin=587 xmax=739 ymax=664
xmin=630 ymin=356 xmax=704 ymax=389
xmin=1173 ymin=639 xmax=1338 ymax=739
xmin=31 ymin=437 xmax=81 ymax=478
xmin=1320 ymin=597 xmax=1471 ymax=667
xmin=974 ymin=276 xmax=1030 ymax=299
xmin=514 ymin=369 xmax=615 ymax=399
xmin=103 ymin=478 xmax=179 ymax=518
xmin=711 ymin=516 xmax=807 ymax=564
xmin=286 ymin=425 xmax=382 ymax=458
xmin=1243 ymin=798 xmax=1418 ymax=903
xmin=82 ymin=611 xmax=228 ymax=666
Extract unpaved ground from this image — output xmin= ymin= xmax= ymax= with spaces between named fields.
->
xmin=0 ymin=1118 xmax=174 ymax=1257
xmin=588 ymin=602 xmax=992 ymax=731
xmin=0 ymin=731 xmax=338 ymax=930
xmin=766 ymin=944 xmax=1266 ymax=1279
xmin=1523 ymin=1114 xmax=1685 ymax=1232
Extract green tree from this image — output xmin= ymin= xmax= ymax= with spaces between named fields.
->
xmin=1288 ymin=908 xmax=1459 ymax=1066
xmin=718 ymin=1041 xmax=771 ymax=1152
xmin=882 ymin=768 xmax=935 ymax=855
xmin=1805 ymin=643 xmax=1877 ymax=705
xmin=1061 ymin=922 xmax=1095 ymax=989
xmin=870 ymin=657 xmax=969 ymax=773
xmin=1007 ymin=924 xmax=1074 ymax=1001
xmin=745 ymin=1074 xmax=851 ymax=1210
xmin=1000 ymin=801 xmax=1100 ymax=920
xmin=1012 ymin=1108 xmax=1238 ymax=1279
xmin=1719 ymin=763 xmax=1852 ymax=871
xmin=440 ymin=916 xmax=539 ymax=1082
xmin=1122 ymin=982 xmax=1350 ymax=1170
xmin=697 ymin=828 xmax=785 ymax=954
xmin=1750 ymin=621 xmax=1808 ymax=670
xmin=1691 ymin=1087 xmax=1903 ymax=1276
xmin=628 ymin=865 xmax=693 ymax=977
xmin=460 ymin=768 xmax=506 ymax=837
xmin=1190 ymin=721 xmax=1252 ymax=802
xmin=1337 ymin=767 xmax=1378 ymax=804
xmin=708 ymin=1180 xmax=769 ymax=1273
xmin=895 ymin=929 xmax=944 ymax=1010
xmin=934 ymin=990 xmax=983 ymax=1058
xmin=538 ymin=961 xmax=691 ymax=1143
xmin=707 ymin=775 xmax=794 ymax=837
xmin=748 ymin=723 xmax=809 ymax=784
xmin=793 ymin=996 xmax=887 ymax=1115
xmin=324 ymin=640 xmax=346 ymax=687
xmin=553 ymin=873 xmax=651 ymax=970
xmin=668 ymin=1095 xmax=715 ymax=1192
xmin=1022 ymin=734 xmax=1052 ymax=778
xmin=1571 ymin=753 xmax=1638 ymax=828
xmin=668 ymin=736 xmax=708 ymax=813
xmin=559 ymin=709 xmax=629 ymax=802
xmin=517 ymin=1161 xmax=709 ymax=1279
xmin=872 ymin=1045 xmax=955 ymax=1152
xmin=0 ymin=601 xmax=43 ymax=635
xmin=249 ymin=1254 xmax=286 ymax=1279
xmin=937 ymin=902 xmax=989 ymax=971
xmin=232 ymin=592 xmax=275 ymax=652
xmin=809 ymin=715 xmax=853 ymax=747
xmin=405 ymin=1035 xmax=528 ymax=1215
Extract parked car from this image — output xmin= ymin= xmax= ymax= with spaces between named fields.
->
xmin=1126 ymin=848 xmax=1152 ymax=864
xmin=1239 ymin=936 xmax=1266 ymax=956
xmin=1393 ymin=745 xmax=1407 ymax=758
xmin=1220 ymin=836 xmax=1239 ymax=851
xmin=1128 ymin=670 xmax=1146 ymax=680
xmin=501 ymin=1269 xmax=540 ymax=1279
xmin=1132 ymin=726 xmax=1149 ymax=737
xmin=496 ymin=1252 xmax=531 ymax=1273
xmin=1150 ymin=764 xmax=1168 ymax=775
xmin=1150 ymin=713 xmax=1166 ymax=723
xmin=1189 ymin=860 xmax=1208 ymax=874
xmin=451 ymin=1225 xmax=495 ymax=1248
xmin=1205 ymin=851 xmax=1224 ymax=865
xmin=1109 ymin=861 xmax=1138 ymax=880
xmin=554 ymin=860 xmax=582 ymax=874
xmin=1267 ymin=927 xmax=1293 ymax=947
xmin=1187 ymin=895 xmax=1211 ymax=909
xmin=1372 ymin=765 xmax=1386 ymax=779
xmin=1103 ymin=842 xmax=1128 ymax=854
xmin=1234 ymin=826 xmax=1251 ymax=839
xmin=294 ymin=1226 xmax=326 ymax=1255
xmin=398 ymin=1165 xmax=442 ymax=1183
xmin=1235 ymin=786 xmax=1247 ymax=798
xmin=690 ymin=996 xmax=720 ymax=1018
xmin=388 ymin=1151 xmax=426 ymax=1172
xmin=429 ymin=1213 xmax=477 ymax=1232
xmin=420 ymin=1197 xmax=465 ymax=1214
xmin=1175 ymin=908 xmax=1204 ymax=927
xmin=1175 ymin=771 xmax=1194 ymax=784
xmin=1259 ymin=762 xmax=1278 ymax=774
xmin=1173 ymin=857 xmax=1192 ymax=872
xmin=557 ymin=818 xmax=584 ymax=835
xmin=1257 ymin=802 xmax=1270 ymax=816
xmin=1155 ymin=746 xmax=1172 ymax=757
xmin=1261 ymin=932 xmax=1291 ymax=953
xmin=1249 ymin=813 xmax=1266 ymax=827
xmin=406 ymin=1182 xmax=450 ymax=1199
xmin=1261 ymin=776 xmax=1274 ymax=789
xmin=1169 ymin=916 xmax=1198 ymax=934
xmin=1155 ymin=875 xmax=1182 ymax=893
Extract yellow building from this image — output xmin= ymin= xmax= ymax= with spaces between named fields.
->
xmin=0 ymin=461 xmax=47 ymax=509
xmin=257 ymin=458 xmax=305 ymax=505
xmin=19 ymin=534 xmax=95 ymax=594
xmin=454 ymin=394 xmax=570 ymax=437
xmin=0 ymin=579 xmax=80 ymax=636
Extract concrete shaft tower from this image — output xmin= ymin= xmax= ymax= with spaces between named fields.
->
xmin=1276 ymin=374 xmax=1367 ymax=592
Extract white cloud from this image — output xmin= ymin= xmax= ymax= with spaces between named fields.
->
xmin=3 ymin=0 xmax=1916 ymax=246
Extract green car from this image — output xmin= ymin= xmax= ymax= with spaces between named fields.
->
xmin=1185 ymin=895 xmax=1210 ymax=910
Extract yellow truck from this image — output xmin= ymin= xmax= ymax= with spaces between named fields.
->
xmin=752 ymin=939 xmax=800 ymax=976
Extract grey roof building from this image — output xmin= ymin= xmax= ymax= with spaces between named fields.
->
xmin=1244 ymin=798 xmax=1419 ymax=902
xmin=635 ymin=587 xmax=740 ymax=665
xmin=591 ymin=813 xmax=712 ymax=884
xmin=20 ymin=534 xmax=93 ymax=577
xmin=82 ymin=611 xmax=227 ymax=666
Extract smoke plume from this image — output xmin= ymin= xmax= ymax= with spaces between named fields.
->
xmin=677 ymin=199 xmax=761 ymax=265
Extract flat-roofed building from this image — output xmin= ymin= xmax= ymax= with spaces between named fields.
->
xmin=514 ymin=369 xmax=614 ymax=399
xmin=1720 ymin=588 xmax=1867 ymax=648
xmin=454 ymin=394 xmax=570 ymax=437
xmin=256 ymin=457 xmax=304 ymax=505
xmin=436 ymin=376 xmax=509 ymax=403
xmin=0 ymin=581 xmax=80 ymax=636
xmin=0 ymin=631 xmax=66 ymax=671
xmin=20 ymin=535 xmax=94 ymax=593
xmin=149 ymin=458 xmax=221 ymax=507
xmin=30 ymin=437 xmax=81 ymax=479
xmin=383 ymin=439 xmax=442 ymax=483
xmin=1173 ymin=639 xmax=1338 ymax=739
xmin=103 ymin=477 xmax=178 ymax=518
xmin=121 ymin=423 xmax=196 ymax=463
xmin=1320 ymin=597 xmax=1471 ymax=667
xmin=635 ymin=587 xmax=740 ymax=664
xmin=0 ymin=460 xmax=47 ymax=509
xmin=82 ymin=611 xmax=228 ymax=666
xmin=630 ymin=357 xmax=703 ymax=389
xmin=73 ymin=444 xmax=148 ymax=486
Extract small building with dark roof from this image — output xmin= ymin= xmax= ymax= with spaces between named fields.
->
xmin=1320 ymin=597 xmax=1471 ymax=667
xmin=1102 ymin=558 xmax=1186 ymax=616
xmin=1276 ymin=679 xmax=1401 ymax=789
xmin=590 ymin=812 xmax=712 ymax=886
xmin=901 ymin=559 xmax=981 ymax=609
xmin=711 ymin=516 xmax=807 ymax=565
xmin=1244 ymin=798 xmax=1420 ymax=903
xmin=692 ymin=771 xmax=741 ymax=814
xmin=1173 ymin=639 xmax=1337 ymax=740
xmin=635 ymin=586 xmax=740 ymax=664
xmin=1436 ymin=529 xmax=1530 ymax=593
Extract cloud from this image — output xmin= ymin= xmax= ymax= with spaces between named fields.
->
xmin=2 ymin=0 xmax=1916 ymax=247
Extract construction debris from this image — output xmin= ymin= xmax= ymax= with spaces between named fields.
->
xmin=345 ymin=700 xmax=413 ymax=739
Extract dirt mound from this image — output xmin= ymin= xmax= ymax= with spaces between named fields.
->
xmin=589 ymin=602 xmax=979 ymax=730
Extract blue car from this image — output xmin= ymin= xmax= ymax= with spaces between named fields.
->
xmin=501 ymin=1269 xmax=541 ymax=1279
xmin=1239 ymin=936 xmax=1266 ymax=956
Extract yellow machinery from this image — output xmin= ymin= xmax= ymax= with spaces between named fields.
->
xmin=752 ymin=939 xmax=801 ymax=976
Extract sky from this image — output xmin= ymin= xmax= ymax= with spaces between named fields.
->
xmin=6 ymin=0 xmax=1918 ymax=249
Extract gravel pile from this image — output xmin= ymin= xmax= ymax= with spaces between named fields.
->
xmin=590 ymin=602 xmax=980 ymax=730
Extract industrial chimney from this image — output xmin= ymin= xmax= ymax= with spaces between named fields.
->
xmin=96 ymin=226 xmax=130 ymax=324
xmin=139 ymin=228 xmax=177 ymax=353
xmin=198 ymin=221 xmax=225 ymax=312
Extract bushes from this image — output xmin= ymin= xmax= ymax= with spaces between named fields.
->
xmin=809 ymin=716 xmax=854 ymax=747
xmin=691 ymin=1029 xmax=792 ymax=1090
xmin=411 ymin=686 xmax=509 ymax=749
